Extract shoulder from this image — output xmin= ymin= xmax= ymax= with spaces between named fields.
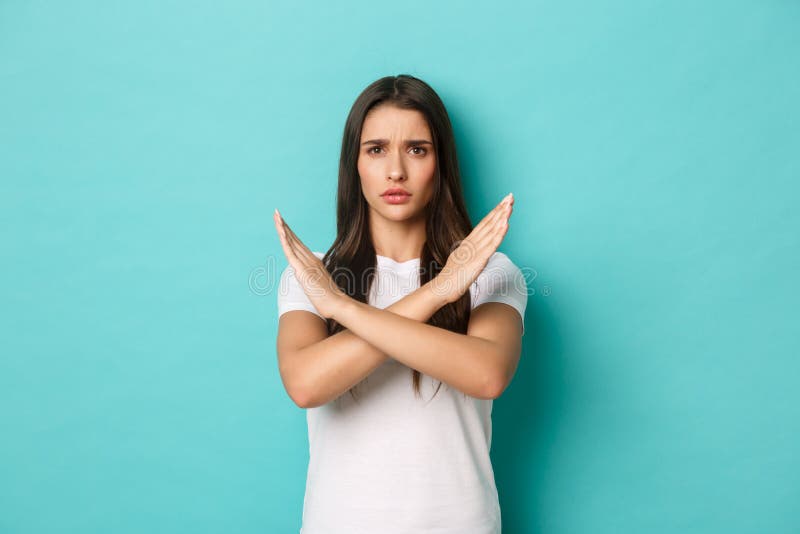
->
xmin=278 ymin=250 xmax=328 ymax=288
xmin=278 ymin=251 xmax=329 ymax=289
xmin=476 ymin=251 xmax=525 ymax=283
xmin=280 ymin=251 xmax=326 ymax=275
xmin=485 ymin=251 xmax=518 ymax=270
xmin=470 ymin=251 xmax=528 ymax=328
xmin=277 ymin=251 xmax=327 ymax=319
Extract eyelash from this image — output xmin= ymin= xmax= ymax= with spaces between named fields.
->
xmin=367 ymin=146 xmax=428 ymax=156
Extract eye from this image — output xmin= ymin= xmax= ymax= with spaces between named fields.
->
xmin=367 ymin=146 xmax=383 ymax=154
xmin=410 ymin=146 xmax=428 ymax=155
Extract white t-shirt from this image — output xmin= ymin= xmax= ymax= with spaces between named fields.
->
xmin=277 ymin=251 xmax=528 ymax=534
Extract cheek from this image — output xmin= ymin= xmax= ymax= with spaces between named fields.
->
xmin=423 ymin=180 xmax=436 ymax=202
xmin=357 ymin=156 xmax=376 ymax=181
xmin=420 ymin=159 xmax=436 ymax=187
xmin=356 ymin=158 xmax=370 ymax=189
xmin=422 ymin=155 xmax=436 ymax=178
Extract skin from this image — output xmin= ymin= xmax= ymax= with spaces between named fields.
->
xmin=358 ymin=104 xmax=436 ymax=262
xmin=273 ymin=106 xmax=522 ymax=404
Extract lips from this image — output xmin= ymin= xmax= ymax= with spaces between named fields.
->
xmin=381 ymin=188 xmax=411 ymax=196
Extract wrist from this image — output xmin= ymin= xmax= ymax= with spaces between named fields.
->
xmin=330 ymin=294 xmax=357 ymax=324
xmin=424 ymin=277 xmax=456 ymax=308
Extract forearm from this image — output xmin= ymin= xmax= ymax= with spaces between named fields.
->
xmin=332 ymin=288 xmax=501 ymax=399
xmin=296 ymin=280 xmax=446 ymax=408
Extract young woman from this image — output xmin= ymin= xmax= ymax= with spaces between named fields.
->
xmin=274 ymin=74 xmax=527 ymax=534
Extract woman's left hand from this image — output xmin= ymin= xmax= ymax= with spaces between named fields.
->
xmin=273 ymin=209 xmax=348 ymax=319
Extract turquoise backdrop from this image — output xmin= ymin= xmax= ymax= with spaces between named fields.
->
xmin=1 ymin=1 xmax=797 ymax=532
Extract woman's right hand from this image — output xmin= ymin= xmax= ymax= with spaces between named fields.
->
xmin=432 ymin=193 xmax=514 ymax=305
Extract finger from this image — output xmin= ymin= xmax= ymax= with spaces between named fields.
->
xmin=469 ymin=193 xmax=513 ymax=241
xmin=277 ymin=214 xmax=304 ymax=251
xmin=491 ymin=217 xmax=510 ymax=249
xmin=281 ymin=220 xmax=319 ymax=267
xmin=276 ymin=211 xmax=303 ymax=256
xmin=475 ymin=202 xmax=512 ymax=251
xmin=277 ymin=215 xmax=327 ymax=287
xmin=275 ymin=210 xmax=302 ymax=268
xmin=274 ymin=210 xmax=291 ymax=255
xmin=282 ymin=222 xmax=310 ymax=257
xmin=471 ymin=195 xmax=509 ymax=235
xmin=454 ymin=201 xmax=509 ymax=263
xmin=469 ymin=196 xmax=511 ymax=249
xmin=488 ymin=206 xmax=511 ymax=246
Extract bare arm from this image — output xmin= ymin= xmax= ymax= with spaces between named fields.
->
xmin=274 ymin=193 xmax=517 ymax=406
xmin=277 ymin=277 xmax=446 ymax=408
xmin=331 ymin=289 xmax=522 ymax=400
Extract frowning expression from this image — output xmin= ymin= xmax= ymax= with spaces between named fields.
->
xmin=357 ymin=104 xmax=437 ymax=223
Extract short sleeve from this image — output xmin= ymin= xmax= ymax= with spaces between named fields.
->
xmin=470 ymin=252 xmax=528 ymax=335
xmin=277 ymin=252 xmax=326 ymax=321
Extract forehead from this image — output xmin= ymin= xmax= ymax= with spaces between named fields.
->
xmin=360 ymin=105 xmax=431 ymax=140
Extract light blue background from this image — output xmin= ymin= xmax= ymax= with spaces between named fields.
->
xmin=1 ymin=1 xmax=798 ymax=532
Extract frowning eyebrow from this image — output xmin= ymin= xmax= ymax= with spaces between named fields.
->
xmin=361 ymin=139 xmax=433 ymax=146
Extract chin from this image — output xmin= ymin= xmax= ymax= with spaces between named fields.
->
xmin=375 ymin=206 xmax=422 ymax=222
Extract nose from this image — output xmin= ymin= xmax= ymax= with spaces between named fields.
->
xmin=386 ymin=149 xmax=406 ymax=182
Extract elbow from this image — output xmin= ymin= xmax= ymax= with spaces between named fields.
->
xmin=281 ymin=366 xmax=326 ymax=409
xmin=287 ymin=386 xmax=313 ymax=409
xmin=483 ymin=375 xmax=508 ymax=400
xmin=287 ymin=374 xmax=329 ymax=408
xmin=483 ymin=357 xmax=511 ymax=399
xmin=280 ymin=358 xmax=316 ymax=409
xmin=482 ymin=344 xmax=517 ymax=399
xmin=286 ymin=376 xmax=321 ymax=409
xmin=294 ymin=389 xmax=327 ymax=409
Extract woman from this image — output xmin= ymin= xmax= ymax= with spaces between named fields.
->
xmin=274 ymin=74 xmax=527 ymax=533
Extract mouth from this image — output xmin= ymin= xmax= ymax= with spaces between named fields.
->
xmin=381 ymin=188 xmax=411 ymax=197
xmin=381 ymin=190 xmax=412 ymax=204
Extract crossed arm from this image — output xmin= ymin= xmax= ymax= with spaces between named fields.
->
xmin=277 ymin=277 xmax=523 ymax=408
xmin=274 ymin=194 xmax=522 ymax=408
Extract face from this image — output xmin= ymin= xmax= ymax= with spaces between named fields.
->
xmin=357 ymin=104 xmax=437 ymax=224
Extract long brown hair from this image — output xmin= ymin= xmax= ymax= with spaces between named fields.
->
xmin=322 ymin=74 xmax=474 ymax=402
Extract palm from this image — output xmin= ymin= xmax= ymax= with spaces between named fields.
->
xmin=273 ymin=209 xmax=345 ymax=319
xmin=437 ymin=193 xmax=514 ymax=304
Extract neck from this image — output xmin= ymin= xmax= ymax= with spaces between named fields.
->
xmin=369 ymin=210 xmax=426 ymax=262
